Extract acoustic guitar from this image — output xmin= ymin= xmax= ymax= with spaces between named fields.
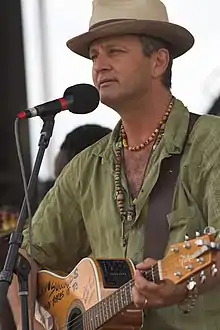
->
xmin=37 ymin=234 xmax=217 ymax=330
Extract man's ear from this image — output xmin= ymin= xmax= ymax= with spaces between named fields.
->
xmin=151 ymin=49 xmax=170 ymax=79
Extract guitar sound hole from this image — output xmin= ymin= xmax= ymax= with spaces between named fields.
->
xmin=67 ymin=307 xmax=83 ymax=330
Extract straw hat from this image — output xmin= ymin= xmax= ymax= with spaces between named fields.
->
xmin=67 ymin=0 xmax=194 ymax=59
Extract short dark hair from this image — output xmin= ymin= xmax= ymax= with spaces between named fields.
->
xmin=60 ymin=124 xmax=112 ymax=161
xmin=139 ymin=35 xmax=173 ymax=89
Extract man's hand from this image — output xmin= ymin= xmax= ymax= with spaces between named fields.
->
xmin=132 ymin=258 xmax=187 ymax=309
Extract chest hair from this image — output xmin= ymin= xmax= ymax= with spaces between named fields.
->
xmin=123 ymin=147 xmax=152 ymax=198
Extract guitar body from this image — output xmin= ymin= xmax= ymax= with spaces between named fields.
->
xmin=37 ymin=258 xmax=142 ymax=330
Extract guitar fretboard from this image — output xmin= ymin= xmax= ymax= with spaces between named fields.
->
xmin=82 ymin=262 xmax=160 ymax=330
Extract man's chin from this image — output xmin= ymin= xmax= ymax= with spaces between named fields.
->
xmin=100 ymin=92 xmax=120 ymax=109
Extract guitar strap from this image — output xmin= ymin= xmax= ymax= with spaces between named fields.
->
xmin=144 ymin=113 xmax=200 ymax=260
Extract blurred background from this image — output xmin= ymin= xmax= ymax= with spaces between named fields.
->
xmin=1 ymin=1 xmax=220 ymax=328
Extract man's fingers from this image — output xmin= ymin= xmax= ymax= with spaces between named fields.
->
xmin=136 ymin=258 xmax=157 ymax=270
xmin=132 ymin=285 xmax=146 ymax=309
xmin=134 ymin=269 xmax=158 ymax=292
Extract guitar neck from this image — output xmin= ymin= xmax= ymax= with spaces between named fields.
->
xmin=83 ymin=262 xmax=161 ymax=329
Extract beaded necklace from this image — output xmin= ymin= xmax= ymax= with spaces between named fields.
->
xmin=114 ymin=96 xmax=175 ymax=246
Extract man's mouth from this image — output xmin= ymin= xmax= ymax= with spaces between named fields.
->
xmin=98 ymin=79 xmax=116 ymax=88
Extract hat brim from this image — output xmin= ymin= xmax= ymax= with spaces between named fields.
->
xmin=67 ymin=19 xmax=194 ymax=59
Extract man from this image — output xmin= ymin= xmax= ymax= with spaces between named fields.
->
xmin=8 ymin=0 xmax=220 ymax=329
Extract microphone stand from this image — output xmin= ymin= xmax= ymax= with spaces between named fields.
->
xmin=0 ymin=115 xmax=55 ymax=330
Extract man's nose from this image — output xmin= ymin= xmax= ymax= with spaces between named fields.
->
xmin=93 ymin=53 xmax=111 ymax=73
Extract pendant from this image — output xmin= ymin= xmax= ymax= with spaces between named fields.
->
xmin=127 ymin=211 xmax=134 ymax=222
xmin=126 ymin=205 xmax=136 ymax=222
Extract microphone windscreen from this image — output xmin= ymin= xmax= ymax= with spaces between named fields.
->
xmin=64 ymin=84 xmax=100 ymax=114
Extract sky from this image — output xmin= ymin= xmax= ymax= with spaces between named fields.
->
xmin=21 ymin=0 xmax=220 ymax=180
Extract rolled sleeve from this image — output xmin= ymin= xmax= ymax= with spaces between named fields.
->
xmin=22 ymin=161 xmax=91 ymax=273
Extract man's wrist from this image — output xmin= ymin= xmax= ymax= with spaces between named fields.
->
xmin=176 ymin=282 xmax=188 ymax=304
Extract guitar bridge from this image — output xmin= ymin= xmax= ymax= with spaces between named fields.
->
xmin=97 ymin=259 xmax=132 ymax=289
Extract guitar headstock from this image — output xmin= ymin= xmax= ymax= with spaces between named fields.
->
xmin=161 ymin=233 xmax=217 ymax=284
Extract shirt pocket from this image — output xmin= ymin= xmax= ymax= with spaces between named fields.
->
xmin=166 ymin=205 xmax=206 ymax=246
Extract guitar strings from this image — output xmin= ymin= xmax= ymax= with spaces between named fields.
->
xmin=58 ymin=264 xmax=160 ymax=330
xmin=60 ymin=281 xmax=135 ymax=330
xmin=60 ymin=280 xmax=141 ymax=330
xmin=59 ymin=268 xmax=158 ymax=330
xmin=60 ymin=278 xmax=139 ymax=330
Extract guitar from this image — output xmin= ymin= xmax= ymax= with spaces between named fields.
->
xmin=37 ymin=234 xmax=217 ymax=330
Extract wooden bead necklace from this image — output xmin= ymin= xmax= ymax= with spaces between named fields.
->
xmin=121 ymin=97 xmax=175 ymax=151
xmin=115 ymin=96 xmax=175 ymax=246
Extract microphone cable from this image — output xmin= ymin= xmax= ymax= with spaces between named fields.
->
xmin=14 ymin=117 xmax=35 ymax=330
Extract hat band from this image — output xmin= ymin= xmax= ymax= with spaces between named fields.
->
xmin=89 ymin=19 xmax=132 ymax=30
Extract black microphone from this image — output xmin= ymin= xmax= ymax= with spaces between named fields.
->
xmin=17 ymin=83 xmax=100 ymax=119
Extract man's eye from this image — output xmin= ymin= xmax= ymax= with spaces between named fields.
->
xmin=90 ymin=54 xmax=97 ymax=61
xmin=109 ymin=49 xmax=121 ymax=54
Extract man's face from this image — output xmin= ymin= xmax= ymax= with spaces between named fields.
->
xmin=90 ymin=35 xmax=153 ymax=111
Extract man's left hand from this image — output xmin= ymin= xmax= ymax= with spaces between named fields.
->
xmin=132 ymin=258 xmax=187 ymax=309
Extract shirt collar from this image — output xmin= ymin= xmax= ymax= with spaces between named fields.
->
xmin=92 ymin=98 xmax=190 ymax=159
xmin=163 ymin=98 xmax=190 ymax=155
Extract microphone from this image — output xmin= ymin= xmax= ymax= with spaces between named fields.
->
xmin=17 ymin=83 xmax=100 ymax=119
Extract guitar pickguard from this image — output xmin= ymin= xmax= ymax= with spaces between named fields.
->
xmin=97 ymin=259 xmax=132 ymax=288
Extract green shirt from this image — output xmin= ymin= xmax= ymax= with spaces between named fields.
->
xmin=23 ymin=99 xmax=220 ymax=329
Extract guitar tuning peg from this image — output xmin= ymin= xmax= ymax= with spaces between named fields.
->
xmin=200 ymin=270 xmax=206 ymax=283
xmin=183 ymin=234 xmax=191 ymax=249
xmin=212 ymin=268 xmax=218 ymax=276
xmin=204 ymin=226 xmax=216 ymax=235
xmin=183 ymin=241 xmax=191 ymax=249
xmin=211 ymin=264 xmax=218 ymax=277
xmin=171 ymin=247 xmax=179 ymax=253
xmin=195 ymin=231 xmax=200 ymax=237
xmin=184 ymin=234 xmax=189 ymax=241
xmin=196 ymin=257 xmax=204 ymax=264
